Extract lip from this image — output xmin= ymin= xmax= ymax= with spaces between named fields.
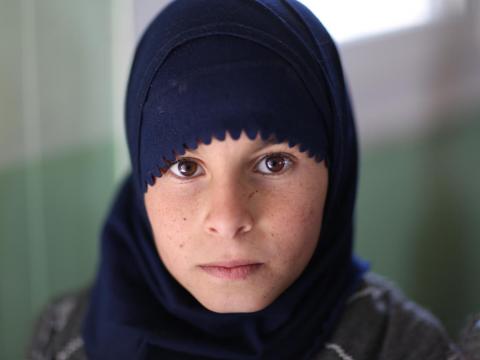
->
xmin=199 ymin=261 xmax=263 ymax=280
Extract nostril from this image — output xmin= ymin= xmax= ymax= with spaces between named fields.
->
xmin=203 ymin=190 xmax=255 ymax=238
xmin=205 ymin=220 xmax=253 ymax=238
xmin=240 ymin=224 xmax=252 ymax=233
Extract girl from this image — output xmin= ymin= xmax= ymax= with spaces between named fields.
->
xmin=29 ymin=1 xmax=462 ymax=359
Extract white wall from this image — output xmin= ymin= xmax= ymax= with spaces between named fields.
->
xmin=340 ymin=8 xmax=480 ymax=146
xmin=0 ymin=0 xmax=114 ymax=168
xmin=134 ymin=0 xmax=172 ymax=40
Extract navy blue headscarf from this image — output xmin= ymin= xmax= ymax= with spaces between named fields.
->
xmin=83 ymin=0 xmax=369 ymax=359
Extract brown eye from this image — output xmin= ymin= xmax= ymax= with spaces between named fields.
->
xmin=256 ymin=154 xmax=293 ymax=175
xmin=178 ymin=160 xmax=197 ymax=176
xmin=266 ymin=155 xmax=285 ymax=172
xmin=169 ymin=159 xmax=203 ymax=178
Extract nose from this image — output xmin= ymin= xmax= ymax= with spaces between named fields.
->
xmin=203 ymin=179 xmax=254 ymax=239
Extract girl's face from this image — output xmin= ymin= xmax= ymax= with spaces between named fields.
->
xmin=144 ymin=132 xmax=328 ymax=313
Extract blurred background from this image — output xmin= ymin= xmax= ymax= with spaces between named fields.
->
xmin=1 ymin=0 xmax=479 ymax=358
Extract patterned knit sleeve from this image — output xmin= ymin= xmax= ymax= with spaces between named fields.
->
xmin=459 ymin=313 xmax=480 ymax=360
xmin=316 ymin=272 xmax=464 ymax=360
xmin=26 ymin=288 xmax=90 ymax=360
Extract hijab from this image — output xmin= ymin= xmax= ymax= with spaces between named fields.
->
xmin=82 ymin=1 xmax=369 ymax=359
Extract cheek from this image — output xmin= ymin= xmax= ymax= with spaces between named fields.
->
xmin=144 ymin=187 xmax=200 ymax=264
xmin=261 ymin=180 xmax=325 ymax=264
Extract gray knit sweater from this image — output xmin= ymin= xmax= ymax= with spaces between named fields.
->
xmin=27 ymin=273 xmax=464 ymax=360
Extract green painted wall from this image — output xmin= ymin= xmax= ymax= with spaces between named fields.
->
xmin=0 ymin=0 xmax=114 ymax=358
xmin=0 ymin=143 xmax=117 ymax=359
xmin=356 ymin=112 xmax=480 ymax=337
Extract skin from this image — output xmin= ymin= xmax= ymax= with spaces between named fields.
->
xmin=144 ymin=131 xmax=328 ymax=313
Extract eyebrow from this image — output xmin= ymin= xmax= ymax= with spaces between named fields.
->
xmin=255 ymin=134 xmax=289 ymax=150
xmin=263 ymin=134 xmax=281 ymax=145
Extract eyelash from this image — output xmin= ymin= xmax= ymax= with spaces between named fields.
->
xmin=254 ymin=153 xmax=294 ymax=176
xmin=166 ymin=152 xmax=294 ymax=179
xmin=167 ymin=158 xmax=205 ymax=178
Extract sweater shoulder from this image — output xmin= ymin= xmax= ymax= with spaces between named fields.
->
xmin=27 ymin=287 xmax=90 ymax=360
xmin=27 ymin=275 xmax=466 ymax=360
xmin=459 ymin=313 xmax=480 ymax=360
xmin=316 ymin=272 xmax=463 ymax=360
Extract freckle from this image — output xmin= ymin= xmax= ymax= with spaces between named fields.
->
xmin=248 ymin=190 xmax=259 ymax=199
xmin=183 ymin=217 xmax=187 ymax=221
xmin=179 ymin=242 xmax=185 ymax=248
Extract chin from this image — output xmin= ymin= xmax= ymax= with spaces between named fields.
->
xmin=198 ymin=294 xmax=273 ymax=313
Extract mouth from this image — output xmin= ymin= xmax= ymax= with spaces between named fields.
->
xmin=198 ymin=260 xmax=263 ymax=280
